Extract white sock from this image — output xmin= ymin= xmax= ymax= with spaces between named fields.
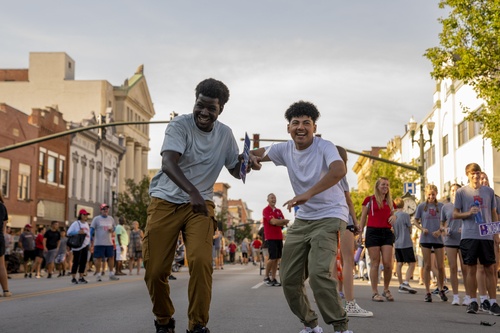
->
xmin=490 ymin=299 xmax=497 ymax=305
xmin=480 ymin=295 xmax=488 ymax=303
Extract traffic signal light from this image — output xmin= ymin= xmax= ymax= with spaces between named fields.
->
xmin=253 ymin=134 xmax=260 ymax=149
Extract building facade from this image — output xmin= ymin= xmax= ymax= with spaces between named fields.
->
xmin=0 ymin=52 xmax=155 ymax=194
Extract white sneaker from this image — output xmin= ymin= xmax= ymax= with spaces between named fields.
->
xmin=452 ymin=295 xmax=460 ymax=306
xmin=462 ymin=295 xmax=471 ymax=306
xmin=299 ymin=325 xmax=323 ymax=333
xmin=96 ymin=274 xmax=102 ymax=282
xmin=345 ymin=300 xmax=373 ymax=317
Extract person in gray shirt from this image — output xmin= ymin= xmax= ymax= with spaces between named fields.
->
xmin=454 ymin=163 xmax=499 ymax=315
xmin=393 ymin=197 xmax=417 ymax=295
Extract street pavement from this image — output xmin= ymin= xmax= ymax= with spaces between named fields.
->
xmin=1 ymin=264 xmax=499 ymax=333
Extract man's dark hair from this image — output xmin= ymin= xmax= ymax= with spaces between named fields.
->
xmin=195 ymin=78 xmax=230 ymax=110
xmin=284 ymin=101 xmax=320 ymax=122
xmin=119 ymin=216 xmax=126 ymax=225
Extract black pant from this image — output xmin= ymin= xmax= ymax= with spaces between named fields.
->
xmin=71 ymin=246 xmax=89 ymax=275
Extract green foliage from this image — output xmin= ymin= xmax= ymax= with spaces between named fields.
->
xmin=367 ymin=150 xmax=419 ymax=199
xmin=234 ymin=224 xmax=252 ymax=244
xmin=115 ymin=176 xmax=151 ymax=230
xmin=424 ymin=0 xmax=500 ymax=148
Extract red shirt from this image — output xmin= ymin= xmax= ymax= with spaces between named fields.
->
xmin=35 ymin=234 xmax=44 ymax=250
xmin=362 ymin=195 xmax=395 ymax=229
xmin=263 ymin=205 xmax=284 ymax=240
xmin=251 ymin=239 xmax=262 ymax=249
xmin=228 ymin=243 xmax=237 ymax=253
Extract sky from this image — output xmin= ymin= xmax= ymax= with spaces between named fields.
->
xmin=1 ymin=1 xmax=445 ymax=221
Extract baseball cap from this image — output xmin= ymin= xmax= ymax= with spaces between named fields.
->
xmin=78 ymin=209 xmax=90 ymax=216
xmin=100 ymin=203 xmax=110 ymax=210
xmin=24 ymin=224 xmax=32 ymax=229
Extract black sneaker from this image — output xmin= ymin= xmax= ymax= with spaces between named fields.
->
xmin=481 ymin=299 xmax=491 ymax=312
xmin=155 ymin=318 xmax=175 ymax=333
xmin=169 ymin=275 xmax=177 ymax=280
xmin=78 ymin=277 xmax=88 ymax=284
xmin=263 ymin=277 xmax=271 ymax=285
xmin=489 ymin=302 xmax=500 ymax=316
xmin=425 ymin=293 xmax=432 ymax=302
xmin=71 ymin=278 xmax=78 ymax=284
xmin=271 ymin=279 xmax=282 ymax=287
xmin=29 ymin=273 xmax=32 ymax=278
xmin=467 ymin=301 xmax=479 ymax=314
xmin=439 ymin=290 xmax=448 ymax=302
xmin=188 ymin=324 xmax=210 ymax=333
xmin=47 ymin=273 xmax=52 ymax=279
xmin=24 ymin=273 xmax=28 ymax=278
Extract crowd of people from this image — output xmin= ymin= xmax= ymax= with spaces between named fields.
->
xmin=4 ymin=78 xmax=500 ymax=333
xmin=2 ymin=204 xmax=147 ymax=287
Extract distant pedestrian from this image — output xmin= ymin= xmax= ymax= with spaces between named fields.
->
xmin=19 ymin=224 xmax=35 ymax=278
xmin=0 ymin=192 xmax=11 ymax=297
xmin=55 ymin=230 xmax=68 ymax=277
xmin=128 ymin=221 xmax=144 ymax=275
xmin=228 ymin=239 xmax=237 ymax=264
xmin=115 ymin=216 xmax=129 ymax=276
xmin=212 ymin=228 xmax=222 ymax=269
xmin=441 ymin=184 xmax=466 ymax=305
xmin=43 ymin=220 xmax=61 ymax=278
xmin=33 ymin=226 xmax=45 ymax=278
xmin=241 ymin=238 xmax=250 ymax=265
xmin=262 ymin=193 xmax=288 ymax=287
xmin=251 ymin=236 xmax=262 ymax=265
xmin=68 ymin=209 xmax=91 ymax=284
xmin=90 ymin=203 xmax=119 ymax=282
xmin=392 ymin=197 xmax=417 ymax=295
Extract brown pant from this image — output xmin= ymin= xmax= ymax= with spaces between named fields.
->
xmin=143 ymin=197 xmax=216 ymax=330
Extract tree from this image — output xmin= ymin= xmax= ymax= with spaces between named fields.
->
xmin=116 ymin=176 xmax=151 ymax=229
xmin=425 ymin=0 xmax=500 ymax=147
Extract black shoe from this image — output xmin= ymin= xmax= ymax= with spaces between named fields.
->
xmin=439 ymin=290 xmax=448 ymax=302
xmin=481 ymin=299 xmax=491 ymax=312
xmin=271 ymin=279 xmax=281 ymax=287
xmin=57 ymin=273 xmax=62 ymax=278
xmin=78 ymin=277 xmax=88 ymax=284
xmin=263 ymin=277 xmax=271 ymax=285
xmin=489 ymin=302 xmax=500 ymax=316
xmin=71 ymin=278 xmax=78 ymax=284
xmin=24 ymin=273 xmax=28 ymax=278
xmin=425 ymin=293 xmax=432 ymax=302
xmin=169 ymin=275 xmax=177 ymax=280
xmin=467 ymin=301 xmax=479 ymax=314
xmin=47 ymin=273 xmax=52 ymax=279
xmin=187 ymin=324 xmax=210 ymax=333
xmin=29 ymin=273 xmax=32 ymax=278
xmin=155 ymin=318 xmax=175 ymax=333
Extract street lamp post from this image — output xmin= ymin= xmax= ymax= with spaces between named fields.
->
xmin=111 ymin=182 xmax=117 ymax=217
xmin=408 ymin=117 xmax=435 ymax=202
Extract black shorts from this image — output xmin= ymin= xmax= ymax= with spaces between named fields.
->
xmin=24 ymin=250 xmax=36 ymax=262
xmin=420 ymin=243 xmax=444 ymax=250
xmin=0 ymin=236 xmax=5 ymax=257
xmin=242 ymin=252 xmax=248 ymax=258
xmin=267 ymin=239 xmax=283 ymax=260
xmin=460 ymin=238 xmax=496 ymax=265
xmin=365 ymin=227 xmax=394 ymax=248
xmin=395 ymin=247 xmax=416 ymax=263
xmin=35 ymin=248 xmax=44 ymax=258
